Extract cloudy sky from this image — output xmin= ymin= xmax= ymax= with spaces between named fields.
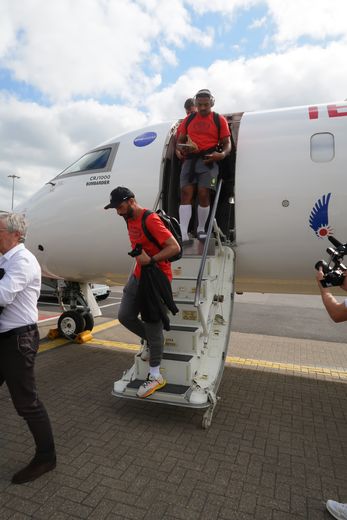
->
xmin=1 ymin=0 xmax=347 ymax=210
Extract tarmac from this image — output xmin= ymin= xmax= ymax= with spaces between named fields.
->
xmin=0 ymin=308 xmax=347 ymax=519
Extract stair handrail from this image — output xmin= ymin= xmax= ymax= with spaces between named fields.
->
xmin=194 ymin=179 xmax=223 ymax=308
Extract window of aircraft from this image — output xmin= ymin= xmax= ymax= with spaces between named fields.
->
xmin=62 ymin=148 xmax=112 ymax=175
xmin=310 ymin=133 xmax=335 ymax=162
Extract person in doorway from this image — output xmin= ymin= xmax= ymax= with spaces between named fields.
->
xmin=315 ymin=267 xmax=347 ymax=520
xmin=175 ymin=98 xmax=198 ymax=161
xmin=0 ymin=212 xmax=56 ymax=485
xmin=104 ymin=187 xmax=180 ymax=398
xmin=184 ymin=97 xmax=197 ymax=116
xmin=176 ymin=88 xmax=231 ymax=243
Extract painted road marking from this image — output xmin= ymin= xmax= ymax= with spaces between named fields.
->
xmin=38 ymin=315 xmax=60 ymax=323
xmin=39 ymin=319 xmax=347 ymax=379
xmin=226 ymin=356 xmax=347 ymax=379
xmin=39 ymin=319 xmax=120 ymax=352
xmin=99 ymin=302 xmax=121 ymax=309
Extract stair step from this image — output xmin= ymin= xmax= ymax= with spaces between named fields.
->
xmin=164 ymin=325 xmax=203 ymax=354
xmin=172 ymin=278 xmax=210 ymax=302
xmin=172 ymin=256 xmax=219 ymax=279
xmin=163 ymin=352 xmax=193 ymax=362
xmin=135 ymin=352 xmax=198 ymax=385
xmin=169 ymin=324 xmax=199 ymax=332
xmin=126 ymin=380 xmax=190 ymax=395
xmin=181 ymin=237 xmax=216 ymax=257
xmin=171 ymin=301 xmax=207 ymax=328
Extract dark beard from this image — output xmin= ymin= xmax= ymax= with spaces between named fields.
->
xmin=122 ymin=206 xmax=134 ymax=221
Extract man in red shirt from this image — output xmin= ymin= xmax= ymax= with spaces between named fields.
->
xmin=104 ymin=186 xmax=180 ymax=398
xmin=176 ymin=89 xmax=231 ymax=242
xmin=175 ymin=98 xmax=197 ymax=161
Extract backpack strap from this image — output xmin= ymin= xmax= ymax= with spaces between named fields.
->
xmin=184 ymin=111 xmax=197 ymax=132
xmin=141 ymin=210 xmax=161 ymax=250
xmin=213 ymin=112 xmax=221 ymax=143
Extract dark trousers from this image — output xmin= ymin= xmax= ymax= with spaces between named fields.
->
xmin=0 ymin=328 xmax=55 ymax=460
xmin=118 ymin=275 xmax=164 ymax=367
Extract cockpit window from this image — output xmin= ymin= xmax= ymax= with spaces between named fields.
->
xmin=62 ymin=148 xmax=112 ymax=175
xmin=53 ymin=142 xmax=119 ymax=180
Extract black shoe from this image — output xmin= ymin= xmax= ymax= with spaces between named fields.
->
xmin=11 ymin=455 xmax=56 ymax=484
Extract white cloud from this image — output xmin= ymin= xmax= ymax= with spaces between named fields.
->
xmin=160 ymin=46 xmax=178 ymax=67
xmin=0 ymin=95 xmax=148 ymax=210
xmin=188 ymin=0 xmax=347 ymax=45
xmin=268 ymin=0 xmax=347 ymax=44
xmin=0 ymin=0 xmax=212 ymax=102
xmin=249 ymin=16 xmax=267 ymax=29
xmin=146 ymin=39 xmax=347 ymax=118
xmin=1 ymin=0 xmax=347 ymax=210
xmin=2 ymin=36 xmax=347 ymax=209
xmin=187 ymin=0 xmax=258 ymax=17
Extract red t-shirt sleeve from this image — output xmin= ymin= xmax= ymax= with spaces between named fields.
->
xmin=145 ymin=213 xmax=172 ymax=247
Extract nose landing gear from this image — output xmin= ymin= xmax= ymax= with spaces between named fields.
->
xmin=55 ymin=282 xmax=97 ymax=340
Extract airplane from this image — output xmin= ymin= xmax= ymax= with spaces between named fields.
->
xmin=19 ymin=100 xmax=347 ymax=427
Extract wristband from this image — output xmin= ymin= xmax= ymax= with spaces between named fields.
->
xmin=149 ymin=257 xmax=157 ymax=265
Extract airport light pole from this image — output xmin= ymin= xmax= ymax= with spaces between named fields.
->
xmin=8 ymin=174 xmax=20 ymax=210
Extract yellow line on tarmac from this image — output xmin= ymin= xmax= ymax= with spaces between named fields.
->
xmin=78 ymin=337 xmax=347 ymax=379
xmin=39 ymin=319 xmax=120 ymax=353
xmin=88 ymin=338 xmax=139 ymax=351
xmin=39 ymin=322 xmax=347 ymax=380
xmin=39 ymin=338 xmax=71 ymax=352
xmin=93 ymin=319 xmax=119 ymax=333
xmin=225 ymin=355 xmax=347 ymax=379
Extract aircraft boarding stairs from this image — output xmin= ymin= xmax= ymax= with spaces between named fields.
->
xmin=113 ymin=185 xmax=235 ymax=428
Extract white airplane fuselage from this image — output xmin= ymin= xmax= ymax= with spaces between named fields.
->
xmin=21 ymin=101 xmax=347 ymax=294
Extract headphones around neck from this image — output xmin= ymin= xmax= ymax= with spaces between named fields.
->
xmin=194 ymin=89 xmax=215 ymax=107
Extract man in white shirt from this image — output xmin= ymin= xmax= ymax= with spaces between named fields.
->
xmin=0 ymin=212 xmax=56 ymax=484
xmin=315 ymin=267 xmax=347 ymax=520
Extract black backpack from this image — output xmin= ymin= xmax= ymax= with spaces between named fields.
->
xmin=142 ymin=209 xmax=183 ymax=262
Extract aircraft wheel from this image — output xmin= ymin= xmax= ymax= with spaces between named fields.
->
xmin=58 ymin=310 xmax=86 ymax=339
xmin=82 ymin=312 xmax=94 ymax=332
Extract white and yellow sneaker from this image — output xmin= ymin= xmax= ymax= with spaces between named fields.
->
xmin=326 ymin=500 xmax=347 ymax=520
xmin=136 ymin=374 xmax=167 ymax=398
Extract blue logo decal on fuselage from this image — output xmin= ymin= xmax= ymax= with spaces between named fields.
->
xmin=309 ymin=193 xmax=333 ymax=238
xmin=133 ymin=132 xmax=157 ymax=147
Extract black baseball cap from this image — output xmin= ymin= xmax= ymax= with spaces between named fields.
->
xmin=104 ymin=186 xmax=135 ymax=209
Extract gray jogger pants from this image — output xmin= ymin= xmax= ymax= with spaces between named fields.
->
xmin=118 ymin=275 xmax=164 ymax=367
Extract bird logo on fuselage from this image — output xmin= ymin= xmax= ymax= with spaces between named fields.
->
xmin=309 ymin=193 xmax=333 ymax=238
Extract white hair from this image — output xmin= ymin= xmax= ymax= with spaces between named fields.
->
xmin=0 ymin=212 xmax=27 ymax=242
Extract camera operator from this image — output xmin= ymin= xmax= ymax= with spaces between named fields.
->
xmin=315 ymin=266 xmax=347 ymax=322
xmin=0 ymin=212 xmax=56 ymax=484
xmin=315 ymin=266 xmax=347 ymax=520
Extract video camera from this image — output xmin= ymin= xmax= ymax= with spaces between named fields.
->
xmin=315 ymin=236 xmax=347 ymax=287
